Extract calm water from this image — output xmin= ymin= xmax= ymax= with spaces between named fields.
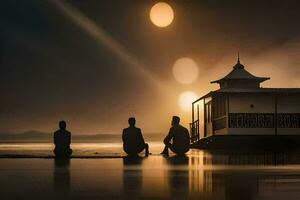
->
xmin=1 ymin=143 xmax=300 ymax=199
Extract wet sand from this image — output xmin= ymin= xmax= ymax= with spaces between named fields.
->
xmin=2 ymin=150 xmax=300 ymax=199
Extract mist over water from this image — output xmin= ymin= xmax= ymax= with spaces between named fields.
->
xmin=0 ymin=141 xmax=164 ymax=157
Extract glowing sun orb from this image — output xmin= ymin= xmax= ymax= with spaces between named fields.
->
xmin=150 ymin=2 xmax=174 ymax=27
xmin=178 ymin=91 xmax=198 ymax=112
xmin=173 ymin=57 xmax=199 ymax=84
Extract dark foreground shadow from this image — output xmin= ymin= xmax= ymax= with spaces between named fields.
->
xmin=122 ymin=155 xmax=145 ymax=197
xmin=166 ymin=154 xmax=189 ymax=165
xmin=123 ymin=155 xmax=145 ymax=165
xmin=165 ymin=155 xmax=189 ymax=198
xmin=53 ymin=159 xmax=70 ymax=198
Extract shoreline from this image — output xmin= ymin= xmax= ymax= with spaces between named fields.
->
xmin=0 ymin=155 xmax=125 ymax=159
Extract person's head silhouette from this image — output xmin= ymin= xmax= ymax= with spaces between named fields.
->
xmin=128 ymin=117 xmax=136 ymax=127
xmin=59 ymin=120 xmax=67 ymax=130
xmin=172 ymin=116 xmax=180 ymax=126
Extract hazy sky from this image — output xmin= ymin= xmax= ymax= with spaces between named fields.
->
xmin=1 ymin=0 xmax=300 ymax=134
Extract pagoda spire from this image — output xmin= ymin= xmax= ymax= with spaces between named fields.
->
xmin=211 ymin=54 xmax=270 ymax=89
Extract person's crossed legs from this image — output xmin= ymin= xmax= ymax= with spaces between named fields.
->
xmin=160 ymin=142 xmax=171 ymax=155
xmin=126 ymin=143 xmax=149 ymax=156
xmin=161 ymin=143 xmax=188 ymax=156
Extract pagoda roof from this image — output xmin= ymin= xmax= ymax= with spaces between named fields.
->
xmin=215 ymin=87 xmax=300 ymax=93
xmin=211 ymin=59 xmax=270 ymax=84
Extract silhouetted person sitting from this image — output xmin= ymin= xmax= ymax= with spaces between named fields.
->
xmin=122 ymin=117 xmax=149 ymax=156
xmin=54 ymin=121 xmax=72 ymax=158
xmin=161 ymin=116 xmax=190 ymax=155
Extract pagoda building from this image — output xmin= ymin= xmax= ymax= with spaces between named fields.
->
xmin=190 ymin=56 xmax=300 ymax=149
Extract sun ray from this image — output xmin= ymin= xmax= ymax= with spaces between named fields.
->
xmin=50 ymin=0 xmax=171 ymax=94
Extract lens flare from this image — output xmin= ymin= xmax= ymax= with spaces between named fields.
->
xmin=173 ymin=57 xmax=199 ymax=84
xmin=178 ymin=91 xmax=198 ymax=112
xmin=150 ymin=2 xmax=174 ymax=27
xmin=51 ymin=0 xmax=170 ymax=93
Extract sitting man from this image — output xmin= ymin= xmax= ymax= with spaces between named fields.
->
xmin=54 ymin=120 xmax=72 ymax=158
xmin=122 ymin=117 xmax=149 ymax=156
xmin=161 ymin=116 xmax=190 ymax=155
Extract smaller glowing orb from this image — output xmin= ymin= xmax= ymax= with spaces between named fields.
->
xmin=178 ymin=91 xmax=198 ymax=112
xmin=150 ymin=2 xmax=174 ymax=27
xmin=173 ymin=57 xmax=199 ymax=84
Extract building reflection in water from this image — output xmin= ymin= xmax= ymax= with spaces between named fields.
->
xmin=53 ymin=159 xmax=71 ymax=198
xmin=188 ymin=150 xmax=213 ymax=199
xmin=119 ymin=150 xmax=300 ymax=199
xmin=187 ymin=150 xmax=300 ymax=200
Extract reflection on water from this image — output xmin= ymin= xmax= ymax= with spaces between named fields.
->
xmin=53 ymin=159 xmax=70 ymax=198
xmin=165 ymin=155 xmax=189 ymax=198
xmin=123 ymin=156 xmax=144 ymax=197
xmin=188 ymin=150 xmax=300 ymax=200
xmin=119 ymin=150 xmax=300 ymax=199
xmin=2 ymin=149 xmax=300 ymax=199
xmin=189 ymin=150 xmax=300 ymax=199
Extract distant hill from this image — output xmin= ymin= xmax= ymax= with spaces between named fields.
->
xmin=0 ymin=130 xmax=52 ymax=142
xmin=13 ymin=130 xmax=51 ymax=139
xmin=0 ymin=130 xmax=163 ymax=143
